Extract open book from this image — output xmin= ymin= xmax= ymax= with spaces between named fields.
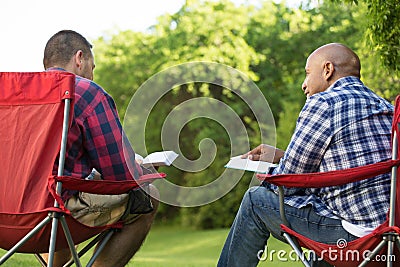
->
xmin=225 ymin=155 xmax=277 ymax=173
xmin=135 ymin=150 xmax=179 ymax=167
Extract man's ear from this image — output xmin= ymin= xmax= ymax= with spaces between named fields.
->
xmin=323 ymin=61 xmax=334 ymax=81
xmin=73 ymin=50 xmax=84 ymax=69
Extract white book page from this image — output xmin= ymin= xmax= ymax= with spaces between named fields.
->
xmin=225 ymin=156 xmax=277 ymax=173
xmin=141 ymin=151 xmax=179 ymax=167
xmin=135 ymin=153 xmax=144 ymax=162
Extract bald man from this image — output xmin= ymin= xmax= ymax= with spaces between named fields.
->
xmin=218 ymin=43 xmax=394 ymax=267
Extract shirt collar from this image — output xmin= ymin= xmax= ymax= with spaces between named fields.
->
xmin=46 ymin=67 xmax=67 ymax=72
xmin=326 ymin=76 xmax=362 ymax=92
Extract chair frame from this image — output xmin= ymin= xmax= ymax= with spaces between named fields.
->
xmin=0 ymin=72 xmax=166 ymax=267
xmin=0 ymin=75 xmax=123 ymax=267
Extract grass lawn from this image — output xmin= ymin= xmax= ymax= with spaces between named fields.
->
xmin=0 ymin=225 xmax=302 ymax=266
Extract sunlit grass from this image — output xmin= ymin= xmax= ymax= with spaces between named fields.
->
xmin=0 ymin=225 xmax=302 ymax=266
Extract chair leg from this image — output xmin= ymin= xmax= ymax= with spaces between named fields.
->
xmin=283 ymin=232 xmax=311 ymax=267
xmin=47 ymin=215 xmax=61 ymax=267
xmin=34 ymin=254 xmax=47 ymax=267
xmin=385 ymin=233 xmax=399 ymax=267
xmin=59 ymin=216 xmax=82 ymax=267
xmin=62 ymin=230 xmax=116 ymax=267
xmin=387 ymin=239 xmax=394 ymax=267
xmin=86 ymin=229 xmax=115 ymax=267
xmin=278 ymin=187 xmax=312 ymax=267
xmin=359 ymin=239 xmax=387 ymax=267
xmin=63 ymin=231 xmax=109 ymax=267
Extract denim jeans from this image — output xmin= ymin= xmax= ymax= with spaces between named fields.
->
xmin=217 ymin=186 xmax=358 ymax=267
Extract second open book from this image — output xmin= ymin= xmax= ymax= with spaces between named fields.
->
xmin=135 ymin=150 xmax=179 ymax=167
xmin=225 ymin=155 xmax=277 ymax=173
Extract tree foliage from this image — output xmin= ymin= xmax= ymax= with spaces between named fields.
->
xmin=329 ymin=0 xmax=400 ymax=73
xmin=93 ymin=0 xmax=399 ymax=229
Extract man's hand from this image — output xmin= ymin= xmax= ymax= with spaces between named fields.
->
xmin=241 ymin=144 xmax=285 ymax=164
xmin=86 ymin=168 xmax=102 ymax=180
xmin=136 ymin=159 xmax=159 ymax=172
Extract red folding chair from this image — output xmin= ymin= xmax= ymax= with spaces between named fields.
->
xmin=258 ymin=95 xmax=400 ymax=267
xmin=0 ymin=72 xmax=165 ymax=266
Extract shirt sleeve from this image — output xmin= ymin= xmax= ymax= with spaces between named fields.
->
xmin=270 ymin=96 xmax=333 ymax=195
xmin=83 ymin=93 xmax=142 ymax=181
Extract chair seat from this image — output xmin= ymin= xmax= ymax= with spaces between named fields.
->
xmin=281 ymin=222 xmax=400 ymax=267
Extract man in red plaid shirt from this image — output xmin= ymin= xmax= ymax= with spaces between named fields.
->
xmin=43 ymin=30 xmax=159 ymax=267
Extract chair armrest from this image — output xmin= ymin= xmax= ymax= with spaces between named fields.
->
xmin=257 ymin=159 xmax=400 ymax=188
xmin=53 ymin=173 xmax=166 ymax=195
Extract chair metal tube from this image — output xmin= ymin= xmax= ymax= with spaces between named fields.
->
xmin=278 ymin=186 xmax=291 ymax=227
xmin=57 ymin=98 xmax=70 ymax=178
xmin=387 ymin=241 xmax=393 ymax=267
xmin=388 ymin=130 xmax=398 ymax=227
xmin=59 ymin=216 xmax=82 ymax=267
xmin=385 ymin=130 xmax=398 ymax=267
xmin=283 ymin=233 xmax=311 ymax=267
xmin=48 ymin=98 xmax=71 ymax=266
xmin=63 ymin=232 xmax=109 ymax=267
xmin=278 ymin=186 xmax=308 ymax=265
xmin=48 ymin=217 xmax=59 ymax=267
xmin=34 ymin=254 xmax=47 ymax=267
xmin=359 ymin=239 xmax=387 ymax=267
xmin=55 ymin=98 xmax=71 ymax=201
xmin=86 ymin=230 xmax=115 ymax=267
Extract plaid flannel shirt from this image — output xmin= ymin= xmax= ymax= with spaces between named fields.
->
xmin=267 ymin=76 xmax=394 ymax=228
xmin=49 ymin=68 xmax=142 ymax=199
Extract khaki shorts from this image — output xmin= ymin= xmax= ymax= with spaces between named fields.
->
xmin=65 ymin=192 xmax=141 ymax=227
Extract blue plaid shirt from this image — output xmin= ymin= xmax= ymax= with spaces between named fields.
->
xmin=267 ymin=76 xmax=394 ymax=228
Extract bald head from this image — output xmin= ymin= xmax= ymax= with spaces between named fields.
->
xmin=309 ymin=43 xmax=361 ymax=79
xmin=302 ymin=43 xmax=361 ymax=98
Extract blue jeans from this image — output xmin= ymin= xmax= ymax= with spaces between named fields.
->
xmin=217 ymin=186 xmax=358 ymax=267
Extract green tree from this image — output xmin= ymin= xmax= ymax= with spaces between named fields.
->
xmin=94 ymin=0 xmax=271 ymax=228
xmin=94 ymin=31 xmax=162 ymax=115
xmin=150 ymin=0 xmax=273 ymax=228
xmin=92 ymin=0 xmax=398 ymax=229
xmin=247 ymin=0 xmax=367 ymax=148
xmin=330 ymin=0 xmax=400 ymax=73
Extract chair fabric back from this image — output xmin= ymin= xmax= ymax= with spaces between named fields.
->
xmin=0 ymin=72 xmax=161 ymax=253
xmin=0 ymin=72 xmax=81 ymax=252
xmin=0 ymin=72 xmax=75 ymax=213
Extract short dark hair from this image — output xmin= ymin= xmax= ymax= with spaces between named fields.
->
xmin=43 ymin=30 xmax=93 ymax=69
